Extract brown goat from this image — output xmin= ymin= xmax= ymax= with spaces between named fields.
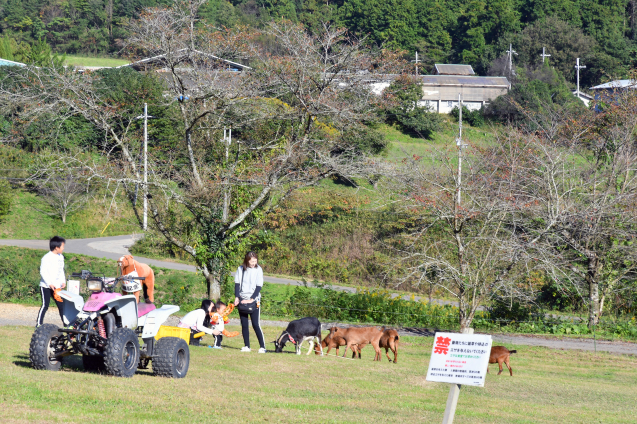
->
xmin=315 ymin=327 xmax=365 ymax=358
xmin=488 ymin=346 xmax=516 ymax=376
xmin=329 ymin=326 xmax=384 ymax=360
xmin=379 ymin=329 xmax=400 ymax=363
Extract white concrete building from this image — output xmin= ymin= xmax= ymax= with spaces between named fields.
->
xmin=419 ymin=75 xmax=511 ymax=113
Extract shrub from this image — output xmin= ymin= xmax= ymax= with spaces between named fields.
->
xmin=450 ymin=105 xmax=485 ymax=127
xmin=0 ymin=180 xmax=13 ymax=219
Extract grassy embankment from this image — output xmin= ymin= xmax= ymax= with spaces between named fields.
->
xmin=64 ymin=55 xmax=130 ymax=68
xmin=0 ymin=189 xmax=139 ymax=240
xmin=0 ymin=324 xmax=635 ymax=423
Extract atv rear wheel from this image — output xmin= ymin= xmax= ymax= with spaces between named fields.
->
xmin=104 ymin=328 xmax=139 ymax=378
xmin=29 ymin=324 xmax=63 ymax=371
xmin=153 ymin=337 xmax=189 ymax=378
xmin=82 ymin=354 xmax=105 ymax=373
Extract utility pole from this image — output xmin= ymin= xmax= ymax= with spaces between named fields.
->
xmin=575 ymin=58 xmax=586 ymax=96
xmin=506 ymin=44 xmax=517 ymax=76
xmin=143 ymin=103 xmax=148 ymax=231
xmin=540 ymin=47 xmax=551 ymax=63
xmin=411 ymin=51 xmax=421 ymax=76
xmin=456 ymin=94 xmax=466 ymax=210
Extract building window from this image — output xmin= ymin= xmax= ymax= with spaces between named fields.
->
xmin=447 ymin=101 xmax=453 ymax=107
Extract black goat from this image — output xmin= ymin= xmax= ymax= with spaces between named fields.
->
xmin=273 ymin=317 xmax=323 ymax=355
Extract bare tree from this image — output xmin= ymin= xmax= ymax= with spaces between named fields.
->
xmin=377 ymin=137 xmax=534 ymax=332
xmin=28 ymin=156 xmax=91 ymax=223
xmin=503 ymin=92 xmax=637 ymax=328
xmin=0 ymin=2 xmax=403 ymax=299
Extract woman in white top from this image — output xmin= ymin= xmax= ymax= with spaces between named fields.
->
xmin=178 ymin=299 xmax=221 ymax=345
xmin=234 ymin=251 xmax=266 ymax=353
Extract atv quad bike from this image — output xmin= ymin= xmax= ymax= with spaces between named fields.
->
xmin=29 ymin=270 xmax=189 ymax=378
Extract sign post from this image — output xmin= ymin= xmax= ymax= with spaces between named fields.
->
xmin=426 ymin=332 xmax=492 ymax=424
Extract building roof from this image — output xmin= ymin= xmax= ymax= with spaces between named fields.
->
xmin=590 ymin=80 xmax=637 ymax=90
xmin=0 ymin=58 xmax=27 ymax=67
xmin=421 ymin=75 xmax=510 ymax=88
xmin=118 ymin=49 xmax=250 ymax=71
xmin=434 ymin=64 xmax=475 ymax=76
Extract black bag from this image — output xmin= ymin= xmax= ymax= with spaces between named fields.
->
xmin=237 ymin=266 xmax=258 ymax=313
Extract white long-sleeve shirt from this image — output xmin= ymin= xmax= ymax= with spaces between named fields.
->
xmin=178 ymin=309 xmax=217 ymax=335
xmin=39 ymin=251 xmax=65 ymax=289
xmin=234 ymin=265 xmax=263 ymax=300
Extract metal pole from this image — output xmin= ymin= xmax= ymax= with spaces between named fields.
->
xmin=576 ymin=58 xmax=580 ymax=96
xmin=143 ymin=102 xmax=148 ymax=231
xmin=575 ymin=58 xmax=586 ymax=97
xmin=412 ymin=51 xmax=421 ymax=76
xmin=456 ymin=94 xmax=463 ymax=208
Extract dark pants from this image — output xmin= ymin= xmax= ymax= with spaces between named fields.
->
xmin=214 ymin=334 xmax=223 ymax=347
xmin=189 ymin=329 xmax=201 ymax=346
xmin=37 ymin=287 xmax=64 ymax=326
xmin=239 ymin=308 xmax=265 ymax=349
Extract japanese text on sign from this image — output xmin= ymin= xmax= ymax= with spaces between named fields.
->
xmin=426 ymin=333 xmax=492 ymax=387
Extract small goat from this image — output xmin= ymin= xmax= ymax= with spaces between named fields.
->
xmin=488 ymin=346 xmax=516 ymax=376
xmin=274 ymin=317 xmax=323 ymax=355
xmin=316 ymin=327 xmax=363 ymax=358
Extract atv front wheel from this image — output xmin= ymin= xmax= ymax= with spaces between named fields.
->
xmin=29 ymin=324 xmax=63 ymax=371
xmin=153 ymin=337 xmax=190 ymax=378
xmin=104 ymin=328 xmax=139 ymax=378
xmin=82 ymin=354 xmax=105 ymax=373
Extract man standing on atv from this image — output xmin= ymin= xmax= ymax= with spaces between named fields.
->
xmin=36 ymin=236 xmax=66 ymax=327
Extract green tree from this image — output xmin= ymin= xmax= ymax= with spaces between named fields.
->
xmin=384 ymin=75 xmax=442 ymax=138
xmin=339 ymin=0 xmax=417 ymax=49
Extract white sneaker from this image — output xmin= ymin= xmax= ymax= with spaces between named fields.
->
xmin=258 ymin=347 xmax=267 ymax=354
xmin=240 ymin=346 xmax=251 ymax=352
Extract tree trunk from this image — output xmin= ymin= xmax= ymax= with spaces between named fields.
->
xmin=587 ymin=256 xmax=600 ymax=328
xmin=206 ymin=273 xmax=220 ymax=300
xmin=459 ymin=315 xmax=472 ymax=333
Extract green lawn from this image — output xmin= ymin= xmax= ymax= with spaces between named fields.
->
xmin=64 ymin=55 xmax=129 ymax=67
xmin=0 ymin=325 xmax=635 ymax=423
xmin=0 ymin=189 xmax=138 ymax=240
xmin=380 ymin=121 xmax=498 ymax=161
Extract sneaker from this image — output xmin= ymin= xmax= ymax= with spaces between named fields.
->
xmin=212 ymin=345 xmax=222 ymax=349
xmin=240 ymin=346 xmax=251 ymax=352
xmin=258 ymin=347 xmax=267 ymax=354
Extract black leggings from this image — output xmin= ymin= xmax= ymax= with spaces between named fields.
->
xmin=239 ymin=308 xmax=265 ymax=349
xmin=37 ymin=287 xmax=64 ymax=326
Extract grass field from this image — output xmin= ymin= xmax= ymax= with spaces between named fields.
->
xmin=0 ymin=189 xmax=139 ymax=240
xmin=0 ymin=325 xmax=635 ymax=423
xmin=64 ymin=55 xmax=130 ymax=67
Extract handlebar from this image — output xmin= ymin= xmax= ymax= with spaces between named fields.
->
xmin=70 ymin=270 xmax=145 ymax=293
